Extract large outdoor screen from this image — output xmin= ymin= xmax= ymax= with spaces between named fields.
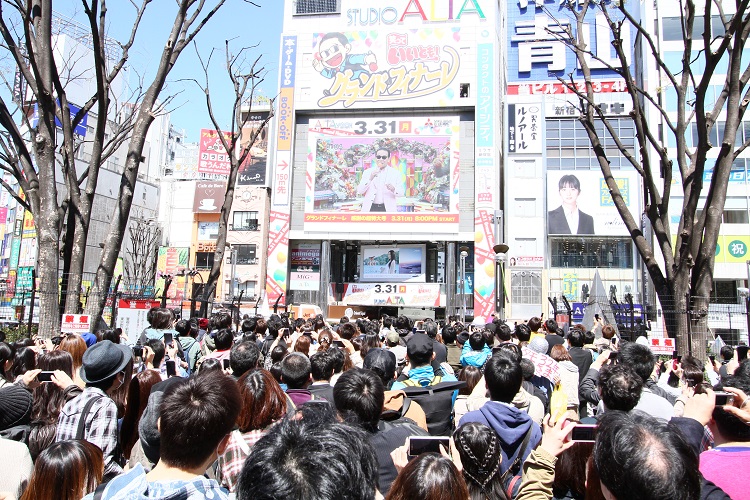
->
xmin=304 ymin=116 xmax=460 ymax=234
xmin=360 ymin=244 xmax=426 ymax=282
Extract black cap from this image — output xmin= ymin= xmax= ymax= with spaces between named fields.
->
xmin=406 ymin=333 xmax=434 ymax=360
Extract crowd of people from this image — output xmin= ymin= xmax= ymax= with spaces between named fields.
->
xmin=0 ymin=308 xmax=749 ymax=499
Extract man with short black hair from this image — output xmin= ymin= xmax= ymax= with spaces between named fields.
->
xmin=281 ymin=352 xmax=318 ymax=405
xmin=598 ymin=363 xmax=643 ymax=412
xmin=334 ymin=368 xmax=427 ymax=494
xmin=544 ymin=318 xmax=565 ymax=354
xmin=88 ymin=371 xmax=241 ymax=499
xmin=424 ymin=320 xmax=447 ymax=364
xmin=229 ymin=341 xmax=261 ymax=379
xmin=203 ymin=328 xmax=234 ymax=363
xmin=56 ymin=340 xmax=132 ymax=480
xmin=459 ymin=350 xmax=542 ymax=478
xmin=718 ymin=345 xmax=734 ymax=380
xmin=567 ymin=329 xmax=592 ymax=384
xmin=236 ymin=415 xmax=379 ymax=500
xmin=309 ymin=351 xmax=335 ymax=402
xmin=442 ymin=325 xmax=462 ymax=373
xmin=596 ymin=411 xmax=702 ymax=500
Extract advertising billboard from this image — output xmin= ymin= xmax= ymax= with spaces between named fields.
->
xmin=193 ymin=181 xmax=226 ymax=213
xmin=289 ymin=242 xmax=321 ymax=291
xmin=546 ymin=171 xmax=638 ymax=237
xmin=198 ymin=129 xmax=232 ymax=175
xmin=299 ymin=28 xmax=468 ymax=110
xmin=506 ymin=3 xmax=633 ymax=94
xmin=156 ymin=247 xmax=189 ymax=307
xmin=360 ymin=244 xmax=425 ymax=282
xmin=304 ymin=116 xmax=460 ymax=233
xmin=338 ymin=282 xmax=443 ymax=307
xmin=238 ymin=110 xmax=271 ymax=186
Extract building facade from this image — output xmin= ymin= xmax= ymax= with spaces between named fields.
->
xmin=267 ymin=0 xmax=504 ymax=321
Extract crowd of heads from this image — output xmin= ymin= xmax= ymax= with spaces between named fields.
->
xmin=0 ymin=309 xmax=749 ymax=500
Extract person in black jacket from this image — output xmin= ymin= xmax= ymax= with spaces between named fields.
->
xmin=548 ymin=174 xmax=595 ymax=235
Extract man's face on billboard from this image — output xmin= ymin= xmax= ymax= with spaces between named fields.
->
xmin=375 ymin=149 xmax=390 ymax=169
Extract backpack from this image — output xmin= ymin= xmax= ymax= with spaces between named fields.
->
xmin=499 ymin=426 xmax=534 ymax=499
xmin=400 ymin=379 xmax=466 ymax=436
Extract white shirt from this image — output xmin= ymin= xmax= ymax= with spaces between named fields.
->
xmin=563 ymin=207 xmax=580 ymax=235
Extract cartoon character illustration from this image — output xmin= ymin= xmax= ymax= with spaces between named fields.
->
xmin=312 ymin=32 xmax=377 ymax=82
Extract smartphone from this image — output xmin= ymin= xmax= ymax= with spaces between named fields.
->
xmin=132 ymin=345 xmax=144 ymax=357
xmin=595 ymin=314 xmax=600 ymax=320
xmin=415 ymin=329 xmax=426 ymax=335
xmin=609 ymin=351 xmax=618 ymax=362
xmin=332 ymin=340 xmax=345 ymax=348
xmin=222 ymin=359 xmax=231 ymax=370
xmin=709 ymin=355 xmax=716 ymax=364
xmin=570 ymin=425 xmax=598 ymax=442
xmin=408 ymin=436 xmax=450 ymax=457
xmin=37 ymin=371 xmax=55 ymax=383
xmin=163 ymin=333 xmax=174 ymax=348
xmin=165 ymin=360 xmax=176 ymax=377
xmin=715 ymin=392 xmax=736 ymax=406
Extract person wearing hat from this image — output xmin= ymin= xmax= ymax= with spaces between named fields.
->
xmin=55 ymin=340 xmax=132 ymax=480
xmin=384 ymin=330 xmax=406 ymax=367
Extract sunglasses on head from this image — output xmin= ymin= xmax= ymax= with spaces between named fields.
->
xmin=376 ymin=155 xmax=388 ymax=159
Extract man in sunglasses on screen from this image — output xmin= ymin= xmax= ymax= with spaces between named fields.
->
xmin=357 ymin=147 xmax=405 ymax=212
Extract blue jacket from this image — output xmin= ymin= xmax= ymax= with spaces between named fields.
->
xmin=391 ymin=365 xmax=458 ymax=405
xmin=459 ymin=341 xmax=491 ymax=368
xmin=459 ymin=401 xmax=541 ymax=477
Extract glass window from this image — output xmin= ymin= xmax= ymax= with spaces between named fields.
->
xmin=723 ymin=210 xmax=749 ymax=223
xmin=232 ymin=211 xmax=259 ymax=231
xmin=195 ymin=252 xmax=214 ymax=269
xmin=549 ymin=237 xmax=633 ymax=269
xmin=237 ymin=281 xmax=256 ymax=298
xmin=511 ymin=270 xmax=542 ymax=305
xmin=545 ymin=118 xmax=636 ymax=170
xmin=235 ymin=245 xmax=257 ymax=265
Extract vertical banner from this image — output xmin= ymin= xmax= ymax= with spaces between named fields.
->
xmin=266 ymin=35 xmax=298 ymax=306
xmin=473 ymin=40 xmax=497 ymax=321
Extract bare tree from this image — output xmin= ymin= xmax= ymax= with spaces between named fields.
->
xmin=0 ymin=1 xmax=236 ymax=335
xmin=189 ymin=40 xmax=273 ymax=317
xmin=541 ymin=0 xmax=749 ymax=355
xmin=123 ymin=212 xmax=160 ymax=294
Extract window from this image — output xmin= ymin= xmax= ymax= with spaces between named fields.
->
xmin=549 ymin=237 xmax=633 ymax=269
xmin=236 ymin=245 xmax=257 ymax=265
xmin=546 ymin=118 xmax=636 ymax=169
xmin=511 ymin=270 xmax=542 ymax=305
xmin=237 ymin=281 xmax=256 ymax=299
xmin=722 ymin=210 xmax=749 ymax=224
xmin=233 ymin=211 xmax=259 ymax=231
xmin=662 ymin=16 xmax=725 ymax=42
xmin=295 ymin=0 xmax=339 ymax=15
xmin=195 ymin=252 xmax=214 ymax=269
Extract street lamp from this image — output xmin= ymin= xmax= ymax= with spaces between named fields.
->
xmin=459 ymin=246 xmax=469 ymax=323
xmin=493 ymin=242 xmax=509 ymax=321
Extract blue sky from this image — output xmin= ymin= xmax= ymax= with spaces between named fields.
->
xmin=57 ymin=0 xmax=284 ymax=142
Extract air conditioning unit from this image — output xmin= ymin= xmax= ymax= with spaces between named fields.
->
xmin=228 ymin=223 xmax=233 ymax=230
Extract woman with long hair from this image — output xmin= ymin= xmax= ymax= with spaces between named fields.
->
xmin=28 ymin=350 xmax=77 ymax=460
xmin=386 ymin=452 xmax=469 ymax=500
xmin=218 ymin=369 xmax=287 ymax=491
xmin=20 ymin=440 xmax=103 ymax=500
xmin=10 ymin=346 xmax=36 ymax=381
xmin=58 ymin=334 xmax=87 ymax=388
xmin=120 ymin=369 xmax=162 ymax=459
xmin=0 ymin=341 xmax=15 ymax=386
xmin=453 ymin=422 xmax=508 ymax=500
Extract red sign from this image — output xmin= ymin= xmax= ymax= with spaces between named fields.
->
xmin=198 ymin=129 xmax=232 ymax=175
xmin=508 ymin=80 xmax=628 ymax=95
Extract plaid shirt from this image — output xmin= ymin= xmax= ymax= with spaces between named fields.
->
xmin=217 ymin=428 xmax=268 ymax=491
xmin=521 ymin=346 xmax=561 ymax=384
xmin=82 ymin=463 xmax=230 ymax=500
xmin=55 ymin=387 xmax=123 ymax=478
